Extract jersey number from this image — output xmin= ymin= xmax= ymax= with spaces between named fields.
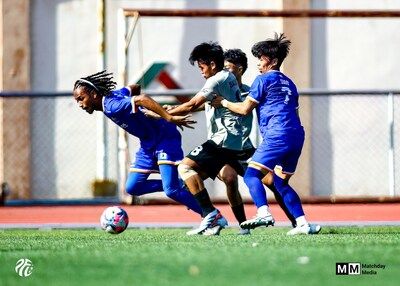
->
xmin=190 ymin=146 xmax=203 ymax=156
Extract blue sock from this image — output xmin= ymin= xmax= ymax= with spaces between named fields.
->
xmin=273 ymin=174 xmax=305 ymax=219
xmin=243 ymin=167 xmax=267 ymax=208
xmin=125 ymin=172 xmax=163 ymax=196
xmin=159 ymin=164 xmax=202 ymax=215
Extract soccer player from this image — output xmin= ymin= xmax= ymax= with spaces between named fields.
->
xmin=218 ymin=49 xmax=254 ymax=235
xmin=212 ymin=34 xmax=321 ymax=235
xmin=167 ymin=42 xmax=245 ymax=235
xmin=73 ymin=71 xmax=202 ymax=215
xmin=222 ymin=48 xmax=297 ymax=231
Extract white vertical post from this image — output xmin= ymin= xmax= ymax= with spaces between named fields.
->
xmin=96 ymin=0 xmax=108 ymax=180
xmin=388 ymin=92 xmax=395 ymax=196
xmin=117 ymin=9 xmax=128 ymax=201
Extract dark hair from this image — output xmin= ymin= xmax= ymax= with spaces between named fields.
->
xmin=189 ymin=42 xmax=224 ymax=70
xmin=224 ymin=49 xmax=248 ymax=73
xmin=251 ymin=33 xmax=291 ymax=68
xmin=73 ymin=70 xmax=116 ymax=96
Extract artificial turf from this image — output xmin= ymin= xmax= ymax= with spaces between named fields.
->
xmin=0 ymin=226 xmax=399 ymax=286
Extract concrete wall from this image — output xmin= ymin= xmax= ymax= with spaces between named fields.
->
xmin=311 ymin=0 xmax=400 ymax=196
xmin=30 ymin=0 xmax=118 ymax=199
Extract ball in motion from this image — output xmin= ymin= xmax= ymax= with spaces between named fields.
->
xmin=100 ymin=206 xmax=129 ymax=234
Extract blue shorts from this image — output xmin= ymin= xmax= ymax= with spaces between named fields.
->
xmin=130 ymin=137 xmax=184 ymax=173
xmin=250 ymin=130 xmax=305 ymax=175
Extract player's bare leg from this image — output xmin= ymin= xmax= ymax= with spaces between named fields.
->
xmin=178 ymin=158 xmax=227 ymax=235
xmin=218 ymin=165 xmax=249 ymax=235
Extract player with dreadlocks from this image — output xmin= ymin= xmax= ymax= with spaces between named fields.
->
xmin=73 ymin=70 xmax=202 ymax=215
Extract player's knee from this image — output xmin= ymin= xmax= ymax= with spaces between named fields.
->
xmin=219 ymin=165 xmax=238 ymax=186
xmin=273 ymin=174 xmax=289 ymax=193
xmin=274 ymin=174 xmax=291 ymax=197
xmin=262 ymin=172 xmax=274 ymax=187
xmin=221 ymin=172 xmax=237 ymax=186
xmin=243 ymin=167 xmax=263 ymax=188
xmin=244 ymin=176 xmax=259 ymax=190
xmin=177 ymin=164 xmax=198 ymax=181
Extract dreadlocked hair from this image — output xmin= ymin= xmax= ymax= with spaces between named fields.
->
xmin=74 ymin=70 xmax=117 ymax=96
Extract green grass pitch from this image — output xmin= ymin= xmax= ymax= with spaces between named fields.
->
xmin=0 ymin=226 xmax=399 ymax=286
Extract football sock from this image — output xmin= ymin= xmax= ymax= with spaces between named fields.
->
xmin=159 ymin=164 xmax=202 ymax=215
xmin=257 ymin=205 xmax=271 ymax=217
xmin=273 ymin=174 xmax=305 ymax=219
xmin=194 ymin=188 xmax=215 ymax=217
xmin=269 ymin=184 xmax=297 ymax=227
xmin=243 ymin=167 xmax=268 ymax=208
xmin=125 ymin=172 xmax=163 ymax=196
xmin=231 ymin=203 xmax=247 ymax=224
xmin=295 ymin=215 xmax=308 ymax=226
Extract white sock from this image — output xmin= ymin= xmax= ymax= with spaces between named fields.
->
xmin=295 ymin=215 xmax=308 ymax=226
xmin=257 ymin=205 xmax=271 ymax=217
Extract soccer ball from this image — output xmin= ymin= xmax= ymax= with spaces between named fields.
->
xmin=100 ymin=206 xmax=129 ymax=234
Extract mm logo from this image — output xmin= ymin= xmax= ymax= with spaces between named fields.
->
xmin=336 ymin=263 xmax=361 ymax=275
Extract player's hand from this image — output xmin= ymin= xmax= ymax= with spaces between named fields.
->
xmin=170 ymin=114 xmax=197 ymax=130
xmin=211 ymin=96 xmax=224 ymax=108
xmin=142 ymin=108 xmax=162 ymax=120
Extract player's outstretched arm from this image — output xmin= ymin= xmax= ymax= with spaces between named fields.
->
xmin=141 ymin=106 xmax=200 ymax=125
xmin=142 ymin=108 xmax=162 ymax=120
xmin=167 ymin=94 xmax=207 ymax=116
xmin=142 ymin=104 xmax=182 ymax=118
xmin=133 ymin=94 xmax=196 ymax=129
xmin=211 ymin=96 xmax=257 ymax=115
xmin=162 ymin=103 xmax=205 ymax=115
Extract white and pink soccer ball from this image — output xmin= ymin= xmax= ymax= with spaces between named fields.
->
xmin=100 ymin=206 xmax=129 ymax=234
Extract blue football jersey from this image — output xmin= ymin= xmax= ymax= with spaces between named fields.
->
xmin=248 ymin=70 xmax=303 ymax=138
xmin=102 ymin=87 xmax=181 ymax=149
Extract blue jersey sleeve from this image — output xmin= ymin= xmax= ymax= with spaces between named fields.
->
xmin=248 ymin=76 xmax=265 ymax=103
